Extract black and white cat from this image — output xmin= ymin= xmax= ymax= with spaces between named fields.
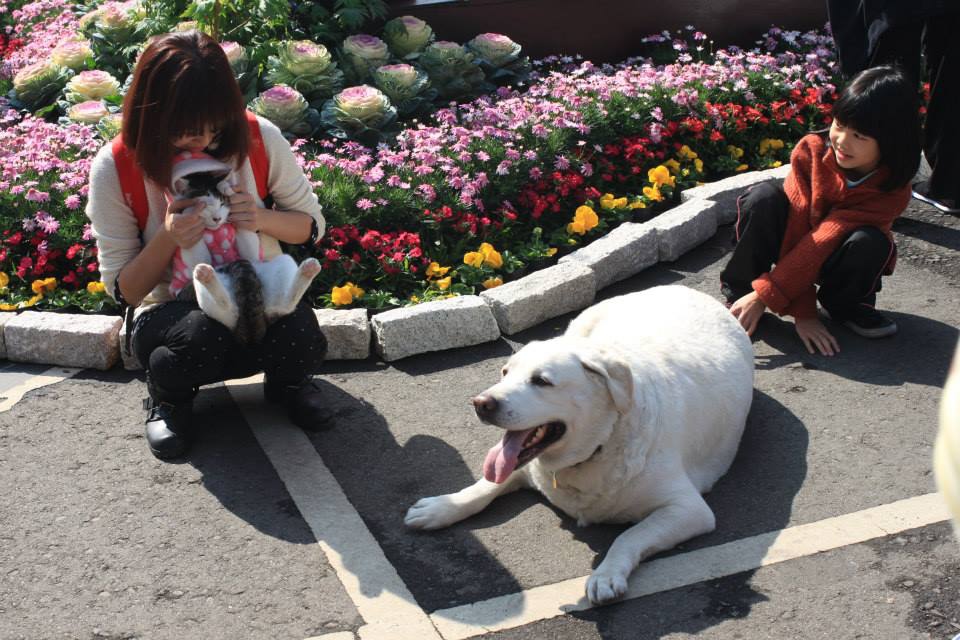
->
xmin=171 ymin=168 xmax=321 ymax=345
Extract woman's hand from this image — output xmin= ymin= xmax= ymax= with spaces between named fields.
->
xmin=227 ymin=188 xmax=262 ymax=232
xmin=163 ymin=198 xmax=204 ymax=248
xmin=795 ymin=317 xmax=840 ymax=356
xmin=729 ymin=290 xmax=767 ymax=336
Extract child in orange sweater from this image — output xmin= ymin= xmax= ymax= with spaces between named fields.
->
xmin=720 ymin=65 xmax=922 ymax=356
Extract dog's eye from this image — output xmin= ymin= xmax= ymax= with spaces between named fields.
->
xmin=531 ymin=374 xmax=552 ymax=387
xmin=501 ymin=367 xmax=509 ymax=377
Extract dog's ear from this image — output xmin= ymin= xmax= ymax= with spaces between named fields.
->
xmin=577 ymin=346 xmax=634 ymax=414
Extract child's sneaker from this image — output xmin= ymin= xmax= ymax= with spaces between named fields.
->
xmin=825 ymin=306 xmax=898 ymax=338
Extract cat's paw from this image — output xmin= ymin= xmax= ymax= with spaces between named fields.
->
xmin=299 ymin=258 xmax=321 ymax=279
xmin=193 ymin=263 xmax=216 ymax=285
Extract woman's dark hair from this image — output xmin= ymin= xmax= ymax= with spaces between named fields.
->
xmin=831 ymin=65 xmax=921 ymax=191
xmin=121 ymin=30 xmax=248 ymax=189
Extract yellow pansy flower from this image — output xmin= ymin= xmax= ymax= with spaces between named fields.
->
xmin=546 ymin=247 xmax=558 ymax=256
xmin=482 ymin=277 xmax=503 ymax=289
xmin=347 ymin=282 xmax=365 ymax=299
xmin=772 ymin=160 xmax=782 ymax=168
xmin=642 ymin=185 xmax=663 ymax=201
xmin=727 ymin=145 xmax=744 ymax=159
xmin=331 ymin=284 xmax=355 ymax=306
xmin=463 ymin=251 xmax=484 ymax=268
xmin=0 ymin=303 xmax=16 ymax=311
xmin=31 ymin=277 xmax=57 ymax=295
xmin=23 ymin=294 xmax=43 ymax=308
xmin=566 ymin=205 xmax=599 ymax=235
xmin=647 ymin=165 xmax=675 ymax=188
xmin=694 ymin=158 xmax=703 ymax=173
xmin=86 ymin=281 xmax=106 ymax=294
xmin=735 ymin=164 xmax=749 ymax=172
xmin=628 ymin=198 xmax=646 ymax=209
xmin=436 ymin=276 xmax=452 ymax=290
xmin=664 ymin=159 xmax=681 ymax=174
xmin=678 ymin=144 xmax=698 ymax=160
xmin=0 ymin=273 xmax=8 ymax=288
xmin=409 ymin=294 xmax=420 ymax=303
xmin=478 ymin=242 xmax=503 ymax=269
xmin=425 ymin=262 xmax=450 ymax=279
xmin=599 ymin=193 xmax=617 ymax=210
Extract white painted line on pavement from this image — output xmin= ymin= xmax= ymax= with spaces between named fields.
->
xmin=224 ymin=376 xmax=442 ymax=640
xmin=429 ymin=493 xmax=950 ymax=639
xmin=0 ymin=366 xmax=80 ymax=412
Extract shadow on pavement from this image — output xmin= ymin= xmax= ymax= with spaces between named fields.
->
xmin=301 ymin=380 xmax=526 ymax=613
xmin=177 ymin=386 xmax=318 ymax=544
xmin=566 ymin=390 xmax=808 ymax=638
xmin=754 ymin=312 xmax=957 ymax=387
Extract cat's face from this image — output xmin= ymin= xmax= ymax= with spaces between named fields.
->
xmin=174 ymin=170 xmax=232 ymax=229
xmin=193 ymin=194 xmax=231 ymax=229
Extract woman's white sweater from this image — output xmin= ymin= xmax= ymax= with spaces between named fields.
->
xmin=85 ymin=115 xmax=325 ymax=306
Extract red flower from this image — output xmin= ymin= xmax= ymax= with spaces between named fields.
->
xmin=6 ymin=232 xmax=22 ymax=246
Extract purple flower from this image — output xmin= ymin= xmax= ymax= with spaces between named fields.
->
xmin=356 ymin=198 xmax=376 ymax=210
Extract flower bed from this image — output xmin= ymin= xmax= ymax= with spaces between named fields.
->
xmin=0 ymin=0 xmax=841 ymax=312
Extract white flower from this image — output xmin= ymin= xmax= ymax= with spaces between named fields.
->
xmin=68 ymin=100 xmax=110 ymax=125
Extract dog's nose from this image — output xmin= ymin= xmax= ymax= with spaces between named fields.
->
xmin=472 ymin=393 xmax=498 ymax=421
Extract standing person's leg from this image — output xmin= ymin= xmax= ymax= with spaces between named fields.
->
xmin=913 ymin=13 xmax=960 ymax=212
xmin=720 ymin=181 xmax=791 ymax=304
xmin=817 ymin=227 xmax=897 ymax=338
xmin=132 ymin=300 xmax=238 ymax=458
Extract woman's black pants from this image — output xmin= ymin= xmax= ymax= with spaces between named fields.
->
xmin=132 ymin=297 xmax=327 ymax=402
xmin=719 ymin=182 xmax=894 ymax=320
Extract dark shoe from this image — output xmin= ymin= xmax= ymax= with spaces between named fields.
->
xmin=264 ymin=376 xmax=334 ymax=431
xmin=912 ymin=181 xmax=960 ymax=214
xmin=824 ymin=306 xmax=898 ymax=339
xmin=144 ymin=398 xmax=193 ymax=459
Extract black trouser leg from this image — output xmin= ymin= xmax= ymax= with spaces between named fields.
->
xmin=921 ymin=13 xmax=960 ymax=202
xmin=227 ymin=299 xmax=328 ymax=386
xmin=133 ymin=298 xmax=327 ymax=392
xmin=817 ymin=227 xmax=894 ymax=320
xmin=720 ymin=182 xmax=790 ymax=302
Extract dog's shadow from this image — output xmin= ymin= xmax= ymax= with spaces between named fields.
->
xmin=540 ymin=390 xmax=808 ymax=638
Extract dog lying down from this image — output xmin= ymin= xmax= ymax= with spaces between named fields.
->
xmin=405 ymin=285 xmax=755 ymax=604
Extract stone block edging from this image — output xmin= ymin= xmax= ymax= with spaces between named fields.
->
xmin=0 ymin=167 xmax=787 ymax=367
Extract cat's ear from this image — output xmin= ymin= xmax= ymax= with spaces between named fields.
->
xmin=173 ymin=177 xmax=190 ymax=195
xmin=217 ymin=171 xmax=238 ymax=197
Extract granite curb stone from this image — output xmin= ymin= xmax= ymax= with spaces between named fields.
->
xmin=647 ymin=198 xmax=719 ymax=262
xmin=314 ymin=308 xmax=371 ymax=361
xmin=371 ymin=295 xmax=500 ymax=362
xmin=680 ymin=165 xmax=791 ymax=224
xmin=5 ymin=313 xmax=122 ymax=370
xmin=480 ymin=261 xmax=596 ymax=335
xmin=559 ymin=222 xmax=659 ymax=291
xmin=0 ymin=312 xmax=16 ymax=360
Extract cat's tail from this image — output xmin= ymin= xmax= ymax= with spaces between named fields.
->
xmin=223 ymin=260 xmax=267 ymax=345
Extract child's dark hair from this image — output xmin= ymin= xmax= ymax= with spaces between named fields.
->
xmin=831 ymin=65 xmax=921 ymax=191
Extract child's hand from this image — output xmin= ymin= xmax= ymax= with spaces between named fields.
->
xmin=227 ymin=188 xmax=261 ymax=232
xmin=164 ymin=198 xmax=204 ymax=248
xmin=795 ymin=317 xmax=839 ymax=356
xmin=729 ymin=291 xmax=767 ymax=336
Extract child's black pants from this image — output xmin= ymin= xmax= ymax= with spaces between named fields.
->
xmin=719 ymin=182 xmax=894 ymax=320
xmin=132 ymin=298 xmax=327 ymax=402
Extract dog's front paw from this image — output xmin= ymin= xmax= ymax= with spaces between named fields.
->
xmin=586 ymin=568 xmax=629 ymax=605
xmin=404 ymin=495 xmax=463 ymax=530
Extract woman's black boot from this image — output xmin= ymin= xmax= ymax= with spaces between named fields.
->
xmin=144 ymin=377 xmax=195 ymax=459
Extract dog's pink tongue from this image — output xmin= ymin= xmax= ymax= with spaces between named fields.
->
xmin=483 ymin=428 xmax=534 ymax=484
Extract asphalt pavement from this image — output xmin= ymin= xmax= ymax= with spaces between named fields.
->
xmin=0 ymin=197 xmax=958 ymax=640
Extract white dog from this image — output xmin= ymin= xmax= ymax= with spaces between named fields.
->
xmin=405 ymin=285 xmax=755 ymax=604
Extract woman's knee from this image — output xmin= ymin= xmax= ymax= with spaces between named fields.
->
xmin=263 ymin=302 xmax=327 ymax=364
